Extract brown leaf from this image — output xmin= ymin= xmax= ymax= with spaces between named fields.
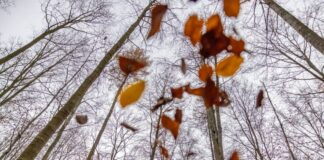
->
xmin=119 ymin=56 xmax=146 ymax=75
xmin=171 ymin=87 xmax=184 ymax=99
xmin=75 ymin=115 xmax=88 ymax=124
xmin=229 ymin=37 xmax=245 ymax=56
xmin=184 ymin=14 xmax=204 ymax=45
xmin=151 ymin=97 xmax=173 ymax=112
xmin=174 ymin=109 xmax=182 ymax=124
xmin=200 ymin=31 xmax=230 ymax=58
xmin=161 ymin=115 xmax=180 ymax=139
xmin=181 ymin=58 xmax=187 ymax=74
xmin=224 ymin=0 xmax=240 ymax=17
xmin=206 ymin=14 xmax=223 ymax=38
xmin=160 ymin=146 xmax=169 ymax=158
xmin=120 ymin=122 xmax=138 ymax=132
xmin=256 ymin=90 xmax=264 ymax=108
xmin=148 ymin=4 xmax=168 ymax=38
xmin=185 ymin=84 xmax=204 ymax=96
xmin=198 ymin=64 xmax=213 ymax=82
xmin=230 ymin=151 xmax=239 ymax=160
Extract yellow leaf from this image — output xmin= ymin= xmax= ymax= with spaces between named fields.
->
xmin=216 ymin=54 xmax=243 ymax=77
xmin=119 ymin=80 xmax=145 ymax=108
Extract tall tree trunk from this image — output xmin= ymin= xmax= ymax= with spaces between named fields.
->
xmin=149 ymin=108 xmax=162 ymax=160
xmin=17 ymin=2 xmax=153 ymax=159
xmin=86 ymin=76 xmax=128 ymax=160
xmin=41 ymin=108 xmax=76 ymax=160
xmin=264 ymin=0 xmax=324 ymax=54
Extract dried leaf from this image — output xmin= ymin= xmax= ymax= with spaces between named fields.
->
xmin=256 ymin=90 xmax=264 ymax=108
xmin=119 ymin=80 xmax=145 ymax=108
xmin=187 ymin=152 xmax=196 ymax=157
xmin=119 ymin=56 xmax=146 ymax=74
xmin=161 ymin=115 xmax=180 ymax=139
xmin=229 ymin=37 xmax=245 ymax=56
xmin=200 ymin=31 xmax=230 ymax=58
xmin=160 ymin=146 xmax=169 ymax=158
xmin=181 ymin=58 xmax=187 ymax=74
xmin=185 ymin=84 xmax=204 ymax=96
xmin=171 ymin=87 xmax=184 ymax=99
xmin=184 ymin=14 xmax=204 ymax=45
xmin=151 ymin=97 xmax=173 ymax=112
xmin=216 ymin=54 xmax=243 ymax=77
xmin=230 ymin=151 xmax=239 ymax=160
xmin=175 ymin=109 xmax=182 ymax=124
xmin=75 ymin=115 xmax=88 ymax=124
xmin=120 ymin=122 xmax=138 ymax=132
xmin=206 ymin=14 xmax=223 ymax=38
xmin=224 ymin=0 xmax=240 ymax=17
xmin=198 ymin=64 xmax=213 ymax=82
xmin=148 ymin=4 xmax=168 ymax=38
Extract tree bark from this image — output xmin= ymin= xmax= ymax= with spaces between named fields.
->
xmin=86 ymin=76 xmax=128 ymax=160
xmin=17 ymin=2 xmax=153 ymax=159
xmin=149 ymin=108 xmax=162 ymax=160
xmin=264 ymin=0 xmax=324 ymax=54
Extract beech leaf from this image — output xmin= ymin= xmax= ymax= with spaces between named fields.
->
xmin=119 ymin=80 xmax=145 ymax=108
xmin=216 ymin=54 xmax=243 ymax=77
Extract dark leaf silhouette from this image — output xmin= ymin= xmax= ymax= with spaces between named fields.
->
xmin=181 ymin=58 xmax=187 ymax=74
xmin=256 ymin=90 xmax=264 ymax=108
xmin=120 ymin=122 xmax=138 ymax=132
xmin=200 ymin=31 xmax=230 ymax=58
xmin=147 ymin=4 xmax=168 ymax=38
xmin=75 ymin=115 xmax=88 ymax=124
xmin=174 ymin=109 xmax=182 ymax=124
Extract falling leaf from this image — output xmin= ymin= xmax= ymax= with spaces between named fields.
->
xmin=175 ymin=109 xmax=182 ymax=124
xmin=75 ymin=115 xmax=88 ymax=124
xmin=184 ymin=14 xmax=204 ymax=45
xmin=151 ymin=97 xmax=173 ymax=112
xmin=160 ymin=146 xmax=169 ymax=158
xmin=119 ymin=56 xmax=146 ymax=74
xmin=180 ymin=58 xmax=187 ymax=74
xmin=161 ymin=115 xmax=180 ymax=139
xmin=171 ymin=87 xmax=184 ymax=99
xmin=206 ymin=14 xmax=223 ymax=38
xmin=256 ymin=90 xmax=264 ymax=108
xmin=189 ymin=0 xmax=198 ymax=2
xmin=147 ymin=4 xmax=168 ymax=38
xmin=119 ymin=80 xmax=145 ymax=108
xmin=228 ymin=37 xmax=245 ymax=56
xmin=185 ymin=84 xmax=204 ymax=96
xmin=187 ymin=152 xmax=196 ymax=157
xmin=216 ymin=54 xmax=243 ymax=77
xmin=230 ymin=151 xmax=239 ymax=160
xmin=200 ymin=31 xmax=230 ymax=58
xmin=198 ymin=64 xmax=213 ymax=82
xmin=120 ymin=122 xmax=138 ymax=132
xmin=224 ymin=0 xmax=240 ymax=17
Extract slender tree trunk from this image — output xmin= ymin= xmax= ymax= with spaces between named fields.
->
xmin=17 ymin=2 xmax=153 ymax=159
xmin=149 ymin=108 xmax=162 ymax=160
xmin=41 ymin=108 xmax=76 ymax=160
xmin=263 ymin=83 xmax=297 ymax=160
xmin=264 ymin=0 xmax=324 ymax=54
xmin=86 ymin=76 xmax=128 ymax=160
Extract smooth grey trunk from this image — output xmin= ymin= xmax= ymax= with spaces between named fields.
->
xmin=263 ymin=83 xmax=297 ymax=160
xmin=264 ymin=0 xmax=324 ymax=54
xmin=86 ymin=76 xmax=128 ymax=160
xmin=17 ymin=2 xmax=153 ymax=159
xmin=149 ymin=108 xmax=162 ymax=160
xmin=206 ymin=108 xmax=223 ymax=160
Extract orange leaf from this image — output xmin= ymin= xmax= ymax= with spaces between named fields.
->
xmin=161 ymin=115 xmax=180 ymax=139
xmin=119 ymin=56 xmax=146 ymax=74
xmin=120 ymin=122 xmax=138 ymax=132
xmin=174 ymin=109 xmax=182 ymax=124
xmin=230 ymin=151 xmax=239 ymax=160
xmin=148 ymin=5 xmax=168 ymax=38
xmin=184 ymin=14 xmax=204 ymax=45
xmin=229 ymin=37 xmax=245 ymax=56
xmin=75 ymin=115 xmax=88 ymax=124
xmin=185 ymin=84 xmax=204 ymax=96
xmin=160 ymin=146 xmax=169 ymax=158
xmin=198 ymin=64 xmax=213 ymax=82
xmin=171 ymin=87 xmax=184 ymax=99
xmin=180 ymin=58 xmax=187 ymax=74
xmin=119 ymin=80 xmax=145 ymax=108
xmin=224 ymin=0 xmax=240 ymax=17
xmin=200 ymin=31 xmax=230 ymax=58
xmin=216 ymin=54 xmax=243 ymax=77
xmin=256 ymin=90 xmax=264 ymax=108
xmin=206 ymin=14 xmax=223 ymax=38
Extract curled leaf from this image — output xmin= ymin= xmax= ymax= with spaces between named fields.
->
xmin=181 ymin=58 xmax=187 ymax=74
xmin=184 ymin=14 xmax=204 ymax=45
xmin=224 ymin=0 xmax=240 ymax=17
xmin=119 ymin=80 xmax=145 ymax=108
xmin=120 ymin=122 xmax=138 ymax=132
xmin=256 ymin=90 xmax=264 ymax=108
xmin=75 ymin=115 xmax=88 ymax=124
xmin=216 ymin=54 xmax=243 ymax=77
xmin=171 ymin=87 xmax=184 ymax=99
xmin=119 ymin=56 xmax=146 ymax=74
xmin=148 ymin=4 xmax=168 ymax=38
xmin=161 ymin=115 xmax=180 ymax=139
xmin=198 ymin=64 xmax=213 ymax=82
